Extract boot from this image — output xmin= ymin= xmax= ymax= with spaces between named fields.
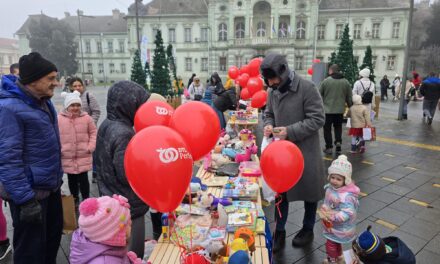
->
xmin=323 ymin=147 xmax=333 ymax=155
xmin=350 ymin=144 xmax=357 ymax=154
xmin=359 ymin=141 xmax=366 ymax=153
xmin=0 ymin=239 xmax=11 ymax=260
xmin=335 ymin=143 xmax=342 ymax=154
xmin=292 ymin=228 xmax=314 ymax=247
xmin=402 ymin=114 xmax=408 ymax=120
xmin=272 ymin=230 xmax=286 ymax=253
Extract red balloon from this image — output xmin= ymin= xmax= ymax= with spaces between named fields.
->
xmin=250 ymin=90 xmax=267 ymax=108
xmin=240 ymin=88 xmax=251 ymax=100
xmin=134 ymin=101 xmax=174 ymax=132
xmin=247 ymin=77 xmax=263 ymax=95
xmin=169 ymin=101 xmax=220 ymax=161
xmin=248 ymin=58 xmax=263 ymax=77
xmin=125 ymin=126 xmax=193 ymax=213
xmin=260 ymin=140 xmax=304 ymax=193
xmin=238 ymin=73 xmax=250 ymax=88
xmin=239 ymin=65 xmax=250 ymax=75
xmin=228 ymin=66 xmax=240 ymax=80
xmin=313 ymin=59 xmax=321 ymax=64
xmin=307 ymin=68 xmax=313 ymax=75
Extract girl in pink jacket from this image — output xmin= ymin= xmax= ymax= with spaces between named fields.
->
xmin=59 ymin=91 xmax=97 ymax=203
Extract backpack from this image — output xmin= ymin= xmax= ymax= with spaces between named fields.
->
xmin=360 ymin=81 xmax=374 ymax=104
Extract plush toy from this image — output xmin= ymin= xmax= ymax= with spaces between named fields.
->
xmin=228 ymin=250 xmax=251 ymax=264
xmin=234 ymin=227 xmax=256 ymax=253
xmin=229 ymin=238 xmax=248 ymax=256
xmin=211 ymin=153 xmax=231 ymax=169
xmin=182 ymin=251 xmax=210 ymax=264
xmin=210 ymin=241 xmax=229 ymax=264
xmin=235 ymin=143 xmax=258 ymax=163
xmin=239 ymin=129 xmax=253 ymax=142
xmin=199 ymin=193 xmax=232 ymax=208
xmin=222 ymin=148 xmax=238 ymax=159
xmin=191 ymin=177 xmax=207 ymax=191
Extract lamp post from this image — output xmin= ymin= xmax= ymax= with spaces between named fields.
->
xmin=99 ymin=33 xmax=107 ymax=88
xmin=397 ymin=0 xmax=414 ymax=120
xmin=135 ymin=0 xmax=141 ymax=51
xmin=76 ymin=10 xmax=95 ymax=80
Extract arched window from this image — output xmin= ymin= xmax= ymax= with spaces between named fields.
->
xmin=218 ymin=23 xmax=228 ymax=41
xmin=256 ymin=21 xmax=266 ymax=37
xmin=279 ymin=22 xmax=288 ymax=38
xmin=296 ymin=20 xmax=306 ymax=39
xmin=235 ymin=22 xmax=245 ymax=39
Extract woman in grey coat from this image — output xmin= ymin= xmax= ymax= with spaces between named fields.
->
xmin=261 ymin=53 xmax=326 ymax=253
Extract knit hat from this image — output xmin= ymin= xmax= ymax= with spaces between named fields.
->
xmin=328 ymin=155 xmax=352 ymax=185
xmin=359 ymin=68 xmax=370 ymax=78
xmin=147 ymin=93 xmax=167 ymax=103
xmin=61 ymin=91 xmax=82 ymax=109
xmin=352 ymin=94 xmax=362 ymax=105
xmin=228 ymin=250 xmax=251 ymax=264
xmin=78 ymin=195 xmax=131 ymax=247
xmin=352 ymin=225 xmax=387 ymax=261
xmin=19 ymin=52 xmax=57 ymax=85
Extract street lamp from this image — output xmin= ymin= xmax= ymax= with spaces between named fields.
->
xmin=76 ymin=10 xmax=95 ymax=80
xmin=99 ymin=33 xmax=107 ymax=87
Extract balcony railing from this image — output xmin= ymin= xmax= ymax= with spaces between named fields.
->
xmin=233 ymin=37 xmax=295 ymax=47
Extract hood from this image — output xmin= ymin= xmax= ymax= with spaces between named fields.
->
xmin=330 ymin=72 xmax=344 ymax=79
xmin=106 ymin=81 xmax=150 ymax=126
xmin=210 ymin=72 xmax=222 ymax=85
xmin=1 ymin=74 xmax=18 ymax=93
xmin=0 ymin=74 xmax=39 ymax=107
xmin=352 ymin=94 xmax=362 ymax=105
xmin=333 ymin=183 xmax=360 ymax=196
xmin=60 ymin=109 xmax=86 ymax=117
xmin=70 ymin=230 xmax=128 ymax=264
xmin=423 ymin=77 xmax=440 ymax=85
xmin=260 ymin=53 xmax=291 ymax=89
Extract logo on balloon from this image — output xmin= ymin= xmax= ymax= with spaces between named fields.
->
xmin=157 ymin=147 xmax=192 ymax=163
xmin=156 ymin=106 xmax=173 ymax=116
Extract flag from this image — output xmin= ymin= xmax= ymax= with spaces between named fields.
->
xmin=288 ymin=25 xmax=292 ymax=36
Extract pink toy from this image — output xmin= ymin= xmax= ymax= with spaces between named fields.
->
xmin=239 ymin=161 xmax=261 ymax=177
xmin=235 ymin=143 xmax=258 ymax=163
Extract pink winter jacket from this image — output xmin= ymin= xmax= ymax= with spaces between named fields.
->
xmin=58 ymin=110 xmax=97 ymax=174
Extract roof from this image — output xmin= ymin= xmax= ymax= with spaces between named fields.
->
xmin=0 ymin=38 xmax=18 ymax=49
xmin=16 ymin=14 xmax=127 ymax=36
xmin=127 ymin=0 xmax=208 ymax=16
xmin=319 ymin=0 xmax=410 ymax=10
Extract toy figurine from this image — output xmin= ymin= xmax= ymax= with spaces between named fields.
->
xmin=235 ymin=143 xmax=258 ymax=163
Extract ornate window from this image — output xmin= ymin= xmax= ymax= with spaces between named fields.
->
xmin=201 ymin=58 xmax=208 ymax=71
xmin=219 ymin=56 xmax=227 ymax=72
xmin=185 ymin=58 xmax=192 ymax=71
xmin=296 ymin=20 xmax=306 ymax=39
xmin=392 ymin=22 xmax=400 ymax=38
xmin=335 ymin=24 xmax=343 ymax=39
xmin=200 ymin=28 xmax=208 ymax=42
xmin=256 ymin=21 xmax=266 ymax=37
xmin=317 ymin=25 xmax=325 ymax=40
xmin=295 ymin=56 xmax=304 ymax=70
xmin=218 ymin=23 xmax=228 ymax=41
xmin=353 ymin=24 xmax=361 ymax=39
xmin=168 ymin=28 xmax=176 ymax=43
xmin=372 ymin=23 xmax=380 ymax=39
xmin=387 ymin=56 xmax=396 ymax=70
xmin=184 ymin=28 xmax=192 ymax=42
xmin=235 ymin=22 xmax=245 ymax=39
xmin=278 ymin=22 xmax=288 ymax=38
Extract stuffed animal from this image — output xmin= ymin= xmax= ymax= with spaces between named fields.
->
xmin=234 ymin=227 xmax=256 ymax=253
xmin=222 ymin=148 xmax=238 ymax=159
xmin=198 ymin=193 xmax=232 ymax=209
xmin=239 ymin=129 xmax=253 ymax=142
xmin=235 ymin=143 xmax=258 ymax=163
xmin=211 ymin=153 xmax=231 ymax=169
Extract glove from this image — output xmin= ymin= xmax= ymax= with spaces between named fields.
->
xmin=20 ymin=199 xmax=42 ymax=224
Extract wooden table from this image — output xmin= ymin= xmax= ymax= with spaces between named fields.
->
xmin=147 ymin=166 xmax=270 ymax=264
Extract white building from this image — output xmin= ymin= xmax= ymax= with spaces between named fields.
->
xmin=15 ymin=9 xmax=131 ymax=84
xmin=0 ymin=38 xmax=19 ymax=75
xmin=126 ymin=0 xmax=410 ymax=82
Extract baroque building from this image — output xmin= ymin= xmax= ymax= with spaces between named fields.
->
xmin=127 ymin=0 xmax=410 ymax=82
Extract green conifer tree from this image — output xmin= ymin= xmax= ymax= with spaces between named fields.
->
xmin=166 ymin=44 xmax=181 ymax=95
xmin=151 ymin=30 xmax=171 ymax=95
xmin=359 ymin=45 xmax=375 ymax=83
xmin=334 ymin=24 xmax=357 ymax=85
xmin=130 ymin=49 xmax=147 ymax=88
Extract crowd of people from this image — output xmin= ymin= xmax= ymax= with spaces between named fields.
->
xmin=0 ymin=50 xmax=430 ymax=264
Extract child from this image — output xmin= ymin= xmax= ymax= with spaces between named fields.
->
xmin=352 ymin=226 xmax=416 ymax=264
xmin=346 ymin=94 xmax=372 ymax=154
xmin=319 ymin=155 xmax=360 ymax=264
xmin=59 ymin=91 xmax=97 ymax=204
xmin=70 ymin=195 xmax=144 ymax=264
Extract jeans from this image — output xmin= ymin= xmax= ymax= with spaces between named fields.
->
xmin=275 ymin=193 xmax=318 ymax=231
xmin=9 ymin=190 xmax=63 ymax=264
xmin=381 ymin=86 xmax=388 ymax=100
xmin=323 ymin=114 xmax=343 ymax=149
xmin=67 ymin=172 xmax=90 ymax=201
xmin=213 ymin=105 xmax=226 ymax=129
xmin=423 ymin=99 xmax=439 ymax=119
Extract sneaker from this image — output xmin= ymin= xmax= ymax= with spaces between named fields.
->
xmin=0 ymin=239 xmax=11 ymax=260
xmin=323 ymin=148 xmax=333 ymax=155
xmin=335 ymin=143 xmax=342 ymax=154
xmin=272 ymin=230 xmax=286 ymax=252
xmin=291 ymin=228 xmax=314 ymax=247
xmin=359 ymin=146 xmax=366 ymax=153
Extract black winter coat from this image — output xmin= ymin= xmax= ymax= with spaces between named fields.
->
xmin=95 ymin=81 xmax=150 ymax=219
xmin=214 ymin=89 xmax=237 ymax=112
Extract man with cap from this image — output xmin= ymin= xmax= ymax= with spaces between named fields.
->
xmin=0 ymin=52 xmax=63 ymax=264
xmin=261 ymin=53 xmax=325 ymax=252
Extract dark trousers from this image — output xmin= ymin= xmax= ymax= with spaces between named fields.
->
xmin=67 ymin=172 xmax=90 ymax=201
xmin=381 ymin=87 xmax=388 ymax=100
xmin=423 ymin=99 xmax=439 ymax=118
xmin=9 ymin=190 xmax=63 ymax=264
xmin=323 ymin=114 xmax=343 ymax=149
xmin=275 ymin=193 xmax=318 ymax=231
xmin=150 ymin=211 xmax=163 ymax=240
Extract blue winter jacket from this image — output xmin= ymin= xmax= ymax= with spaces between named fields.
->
xmin=0 ymin=75 xmax=62 ymax=204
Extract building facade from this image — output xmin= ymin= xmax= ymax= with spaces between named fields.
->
xmin=126 ymin=0 xmax=410 ymax=83
xmin=0 ymin=38 xmax=19 ymax=75
xmin=15 ymin=10 xmax=131 ymax=84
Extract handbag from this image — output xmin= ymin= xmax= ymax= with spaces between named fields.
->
xmin=362 ymin=127 xmax=376 ymax=141
xmin=346 ymin=118 xmax=352 ymax=128
xmin=194 ymin=94 xmax=203 ymax=101
xmin=61 ymin=195 xmax=77 ymax=234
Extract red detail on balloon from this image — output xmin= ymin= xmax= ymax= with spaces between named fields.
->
xmin=240 ymin=88 xmax=251 ymax=100
xmin=125 ymin=126 xmax=193 ymax=213
xmin=250 ymin=90 xmax=267 ymax=109
xmin=134 ymin=101 xmax=174 ymax=132
xmin=169 ymin=101 xmax=220 ymax=161
xmin=260 ymin=140 xmax=304 ymax=193
xmin=247 ymin=77 xmax=263 ymax=96
xmin=228 ymin=66 xmax=240 ymax=79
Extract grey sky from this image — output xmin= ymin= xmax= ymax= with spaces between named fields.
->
xmin=0 ymin=0 xmax=151 ymax=39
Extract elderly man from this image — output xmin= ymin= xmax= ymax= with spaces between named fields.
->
xmin=262 ymin=53 xmax=325 ymax=252
xmin=0 ymin=52 xmax=62 ymax=264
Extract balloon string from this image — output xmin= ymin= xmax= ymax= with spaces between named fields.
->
xmin=275 ymin=193 xmax=282 ymax=219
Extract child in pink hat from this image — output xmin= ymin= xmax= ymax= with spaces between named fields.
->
xmin=70 ymin=195 xmax=144 ymax=264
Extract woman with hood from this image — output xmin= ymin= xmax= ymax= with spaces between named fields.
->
xmin=208 ymin=72 xmax=236 ymax=129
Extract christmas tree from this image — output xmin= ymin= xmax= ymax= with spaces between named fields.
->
xmin=359 ymin=45 xmax=375 ymax=83
xmin=328 ymin=52 xmax=337 ymax=66
xmin=151 ymin=30 xmax=171 ymax=96
xmin=166 ymin=44 xmax=182 ymax=95
xmin=334 ymin=24 xmax=357 ymax=85
xmin=144 ymin=61 xmax=151 ymax=89
xmin=130 ymin=49 xmax=147 ymax=88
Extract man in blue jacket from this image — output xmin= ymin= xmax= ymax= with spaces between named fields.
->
xmin=0 ymin=52 xmax=62 ymax=264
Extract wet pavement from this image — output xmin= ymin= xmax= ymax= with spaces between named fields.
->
xmin=1 ymin=87 xmax=439 ymax=263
